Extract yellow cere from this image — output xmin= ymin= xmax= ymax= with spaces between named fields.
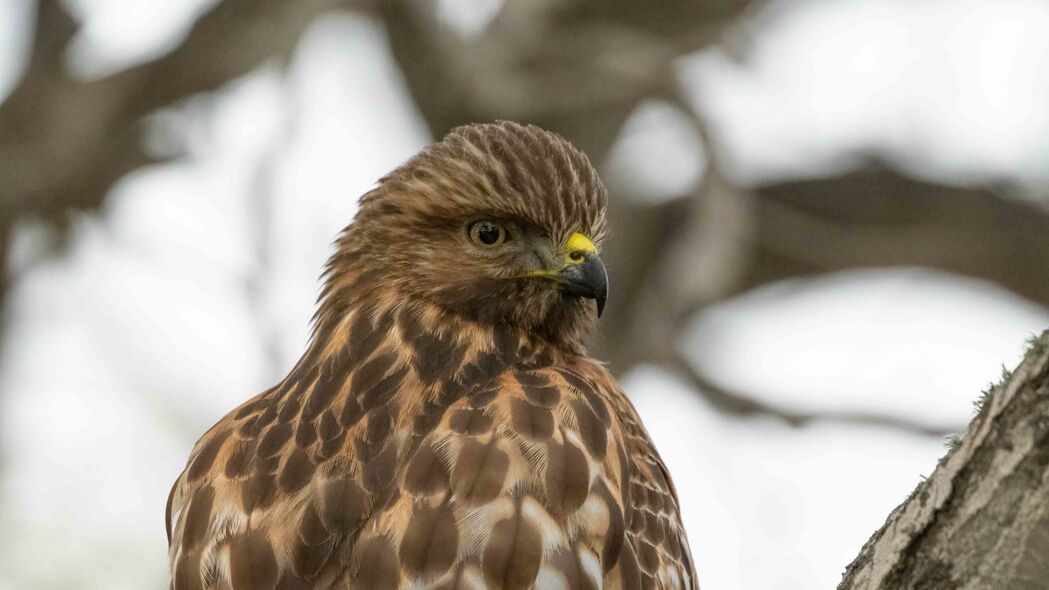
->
xmin=564 ymin=232 xmax=597 ymax=265
xmin=522 ymin=233 xmax=597 ymax=280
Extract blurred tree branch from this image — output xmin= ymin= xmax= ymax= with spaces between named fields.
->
xmin=377 ymin=0 xmax=742 ymax=159
xmin=0 ymin=0 xmax=355 ymax=275
xmin=750 ymin=170 xmax=1049 ymax=304
xmin=840 ymin=332 xmax=1049 ymax=589
xmin=668 ymin=353 xmax=960 ymax=437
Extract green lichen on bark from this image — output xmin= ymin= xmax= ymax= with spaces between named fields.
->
xmin=1024 ymin=330 xmax=1049 ymax=361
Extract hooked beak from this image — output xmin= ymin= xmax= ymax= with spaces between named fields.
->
xmin=523 ymin=232 xmax=609 ymax=317
xmin=559 ymin=252 xmax=608 ymax=317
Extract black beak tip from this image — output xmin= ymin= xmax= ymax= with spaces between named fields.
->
xmin=592 ymin=255 xmax=608 ymax=318
xmin=560 ymin=253 xmax=608 ymax=319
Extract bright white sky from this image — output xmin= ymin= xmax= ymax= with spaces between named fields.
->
xmin=1 ymin=1 xmax=1048 ymax=588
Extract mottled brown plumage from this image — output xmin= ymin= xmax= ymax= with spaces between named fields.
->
xmin=167 ymin=122 xmax=696 ymax=589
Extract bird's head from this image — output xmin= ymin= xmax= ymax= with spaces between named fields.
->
xmin=323 ymin=122 xmax=609 ymax=352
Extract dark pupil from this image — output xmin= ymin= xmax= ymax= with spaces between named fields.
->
xmin=477 ymin=223 xmax=501 ymax=244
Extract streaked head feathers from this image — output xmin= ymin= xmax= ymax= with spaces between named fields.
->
xmin=321 ymin=121 xmax=610 ymax=352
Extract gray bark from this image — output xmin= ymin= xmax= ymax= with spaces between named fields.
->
xmin=840 ymin=331 xmax=1049 ymax=589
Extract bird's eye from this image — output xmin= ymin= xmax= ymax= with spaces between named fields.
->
xmin=469 ymin=221 xmax=508 ymax=246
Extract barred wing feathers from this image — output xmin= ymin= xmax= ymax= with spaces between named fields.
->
xmin=167 ymin=310 xmax=694 ymax=589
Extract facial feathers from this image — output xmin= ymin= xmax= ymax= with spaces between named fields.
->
xmin=320 ymin=121 xmax=609 ymax=351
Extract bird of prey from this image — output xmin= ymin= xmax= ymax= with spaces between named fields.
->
xmin=167 ymin=122 xmax=696 ymax=589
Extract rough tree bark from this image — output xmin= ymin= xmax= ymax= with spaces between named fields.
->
xmin=840 ymin=331 xmax=1049 ymax=590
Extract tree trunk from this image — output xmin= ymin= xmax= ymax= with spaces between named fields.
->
xmin=840 ymin=331 xmax=1049 ymax=589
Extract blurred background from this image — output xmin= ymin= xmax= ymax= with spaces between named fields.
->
xmin=2 ymin=0 xmax=1049 ymax=588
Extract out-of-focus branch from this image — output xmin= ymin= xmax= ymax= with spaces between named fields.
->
xmin=667 ymin=354 xmax=962 ymax=438
xmin=602 ymin=163 xmax=1049 ymax=437
xmin=0 ymin=0 xmax=355 ymax=235
xmin=0 ymin=0 xmax=357 ymax=338
xmin=377 ymin=0 xmax=736 ymax=160
xmin=840 ymin=333 xmax=1049 ymax=588
xmin=599 ymin=86 xmax=979 ymax=438
xmin=748 ymin=170 xmax=1049 ymax=305
xmin=603 ymin=80 xmax=757 ymax=350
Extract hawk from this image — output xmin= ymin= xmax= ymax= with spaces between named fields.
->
xmin=167 ymin=122 xmax=696 ymax=589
